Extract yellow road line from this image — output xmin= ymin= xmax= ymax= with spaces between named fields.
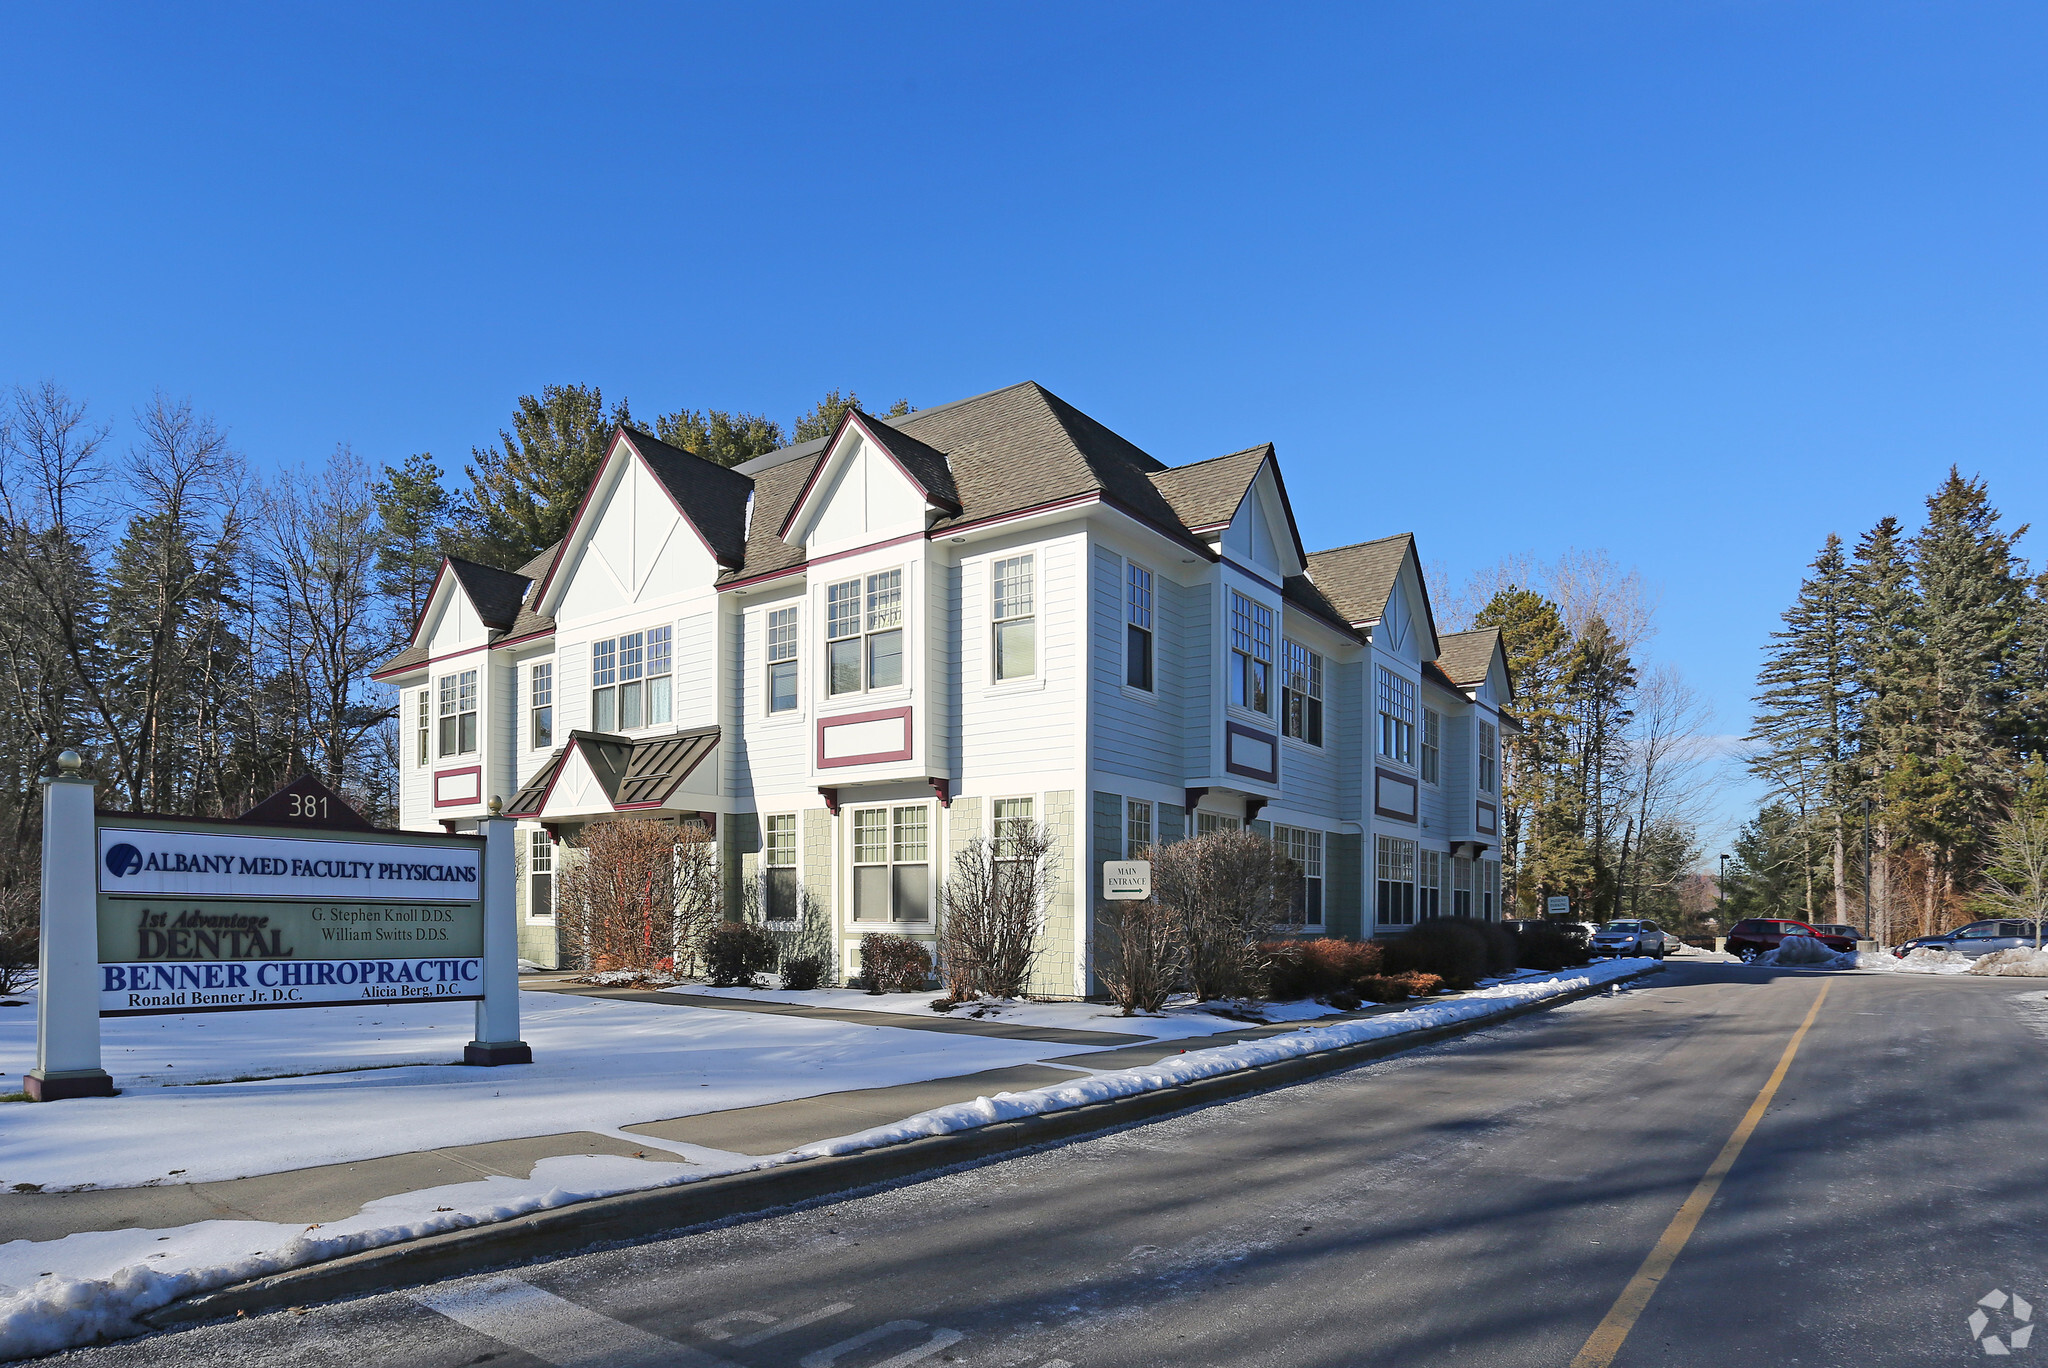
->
xmin=1568 ymin=983 xmax=1831 ymax=1368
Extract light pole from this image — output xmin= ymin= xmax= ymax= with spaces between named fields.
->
xmin=1718 ymin=853 xmax=1729 ymax=920
xmin=1861 ymin=796 xmax=1872 ymax=940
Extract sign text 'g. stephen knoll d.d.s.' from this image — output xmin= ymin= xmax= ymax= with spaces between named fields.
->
xmin=94 ymin=826 xmax=484 ymax=1017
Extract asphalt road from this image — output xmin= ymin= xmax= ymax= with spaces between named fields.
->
xmin=46 ymin=962 xmax=2048 ymax=1367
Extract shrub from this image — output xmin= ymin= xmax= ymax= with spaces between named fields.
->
xmin=1380 ymin=919 xmax=1494 ymax=989
xmin=1095 ymin=898 xmax=1186 ymax=1015
xmin=1150 ymin=830 xmax=1299 ymax=1000
xmin=859 ymin=933 xmax=934 ymax=994
xmin=942 ymin=826 xmax=1056 ymax=1001
xmin=1356 ymin=971 xmax=1442 ymax=1003
xmin=702 ymin=921 xmax=780 ymax=987
xmin=1264 ymin=938 xmax=1382 ymax=1001
xmin=780 ymin=955 xmax=825 ymax=992
xmin=1479 ymin=923 xmax=1519 ymax=978
xmin=1516 ymin=921 xmax=1593 ymax=972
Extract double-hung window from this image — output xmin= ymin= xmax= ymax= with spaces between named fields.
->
xmin=763 ymin=814 xmax=798 ymax=921
xmin=415 ymin=690 xmax=430 ymax=767
xmin=853 ymin=805 xmax=929 ymax=922
xmin=1125 ymin=798 xmax=1153 ymax=856
xmin=992 ymin=555 xmax=1036 ymax=681
xmin=1281 ymin=639 xmax=1323 ymax=745
xmin=1482 ymin=858 xmax=1501 ymax=919
xmin=1276 ymin=825 xmax=1324 ymax=926
xmin=530 ymin=662 xmax=553 ymax=749
xmin=1479 ymin=720 xmax=1498 ymax=793
xmin=1453 ymin=855 xmax=1474 ymax=918
xmin=828 ymin=571 xmax=904 ymax=694
xmin=1126 ymin=563 xmax=1154 ymax=690
xmin=1420 ymin=708 xmax=1441 ymax=784
xmin=1197 ymin=811 xmax=1241 ymax=836
xmin=1376 ymin=834 xmax=1417 ymax=926
xmin=592 ymin=629 xmax=673 ymax=731
xmin=438 ymin=670 xmax=477 ymax=756
xmin=1418 ymin=848 xmax=1444 ymax=920
xmin=994 ymin=796 xmax=1035 ymax=858
xmin=766 ymin=607 xmax=799 ymax=714
xmin=1229 ymin=591 xmax=1273 ymax=714
xmin=527 ymin=831 xmax=554 ymax=921
xmin=1377 ymin=667 xmax=1416 ymax=766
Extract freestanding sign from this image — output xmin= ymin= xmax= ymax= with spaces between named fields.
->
xmin=1546 ymin=895 xmax=1570 ymax=918
xmin=25 ymin=758 xmax=531 ymax=1102
xmin=1103 ymin=860 xmax=1152 ymax=901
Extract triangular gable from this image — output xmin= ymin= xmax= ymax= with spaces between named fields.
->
xmin=1223 ymin=459 xmax=1307 ymax=579
xmin=532 ymin=431 xmax=746 ymax=618
xmin=778 ymin=409 xmax=959 ymax=546
xmin=1382 ymin=554 xmax=1440 ymax=664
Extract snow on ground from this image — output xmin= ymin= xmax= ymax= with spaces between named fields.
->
xmin=678 ymin=983 xmax=1344 ymax=1036
xmin=0 ymin=957 xmax=1658 ymax=1358
xmin=0 ymin=991 xmax=1062 ymax=1191
xmin=1756 ymin=943 xmax=1978 ymax=974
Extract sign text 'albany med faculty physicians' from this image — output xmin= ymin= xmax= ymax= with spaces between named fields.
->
xmin=96 ymin=827 xmax=479 ymax=900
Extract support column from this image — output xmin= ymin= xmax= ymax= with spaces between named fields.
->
xmin=466 ymin=799 xmax=532 ymax=1066
xmin=27 ymin=751 xmax=114 ymax=1101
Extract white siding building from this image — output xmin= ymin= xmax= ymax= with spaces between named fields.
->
xmin=375 ymin=382 xmax=1516 ymax=995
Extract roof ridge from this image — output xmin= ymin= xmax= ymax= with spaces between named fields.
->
xmin=1157 ymin=443 xmax=1273 ymax=475
xmin=1307 ymin=531 xmax=1414 ymax=559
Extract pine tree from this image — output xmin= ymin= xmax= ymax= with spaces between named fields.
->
xmin=451 ymin=384 xmax=632 ymax=567
xmin=1565 ymin=616 xmax=1637 ymax=915
xmin=653 ymin=408 xmax=785 ymax=467
xmin=1474 ymin=587 xmax=1576 ymax=911
xmin=373 ymin=453 xmax=451 ymax=629
xmin=1749 ymin=534 xmax=1860 ymax=921
xmin=792 ymin=390 xmax=912 ymax=444
xmin=1848 ymin=516 xmax=1924 ymax=939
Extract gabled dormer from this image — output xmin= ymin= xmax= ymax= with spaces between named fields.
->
xmin=1435 ymin=627 xmax=1514 ymax=708
xmin=1150 ymin=444 xmax=1308 ymax=581
xmin=777 ymin=408 xmax=960 ymax=556
xmin=527 ymin=427 xmax=752 ymax=621
xmin=1300 ymin=533 xmax=1442 ymax=665
xmin=372 ymin=556 xmax=535 ymax=681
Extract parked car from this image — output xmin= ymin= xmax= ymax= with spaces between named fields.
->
xmin=1895 ymin=919 xmax=2043 ymax=959
xmin=1809 ymin=923 xmax=1862 ymax=942
xmin=1589 ymin=919 xmax=1678 ymax=959
xmin=1724 ymin=918 xmax=1856 ymax=962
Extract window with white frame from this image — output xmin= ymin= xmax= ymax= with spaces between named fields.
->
xmin=766 ymin=607 xmax=799 ymax=714
xmin=1276 ymin=825 xmax=1324 ymax=926
xmin=1482 ymin=858 xmax=1501 ymax=920
xmin=993 ymin=796 xmax=1035 ymax=858
xmin=591 ymin=629 xmax=672 ymax=732
xmin=1197 ymin=811 xmax=1241 ymax=836
xmin=1377 ymin=667 xmax=1415 ymax=766
xmin=530 ymin=662 xmax=553 ymax=749
xmin=1281 ymin=639 xmax=1323 ymax=745
xmin=1229 ymin=591 xmax=1274 ymax=714
xmin=1126 ymin=563 xmax=1154 ymax=691
xmin=992 ymin=555 xmax=1036 ymax=681
xmin=415 ymin=689 xmax=430 ymax=767
xmin=1125 ymin=798 xmax=1153 ymax=856
xmin=1453 ymin=855 xmax=1474 ymax=917
xmin=527 ymin=831 xmax=554 ymax=922
xmin=438 ymin=670 xmax=477 ymax=756
xmin=646 ymin=626 xmax=673 ymax=724
xmin=1376 ymin=834 xmax=1416 ymax=926
xmin=828 ymin=570 xmax=904 ymax=695
xmin=763 ymin=813 xmax=797 ymax=921
xmin=853 ymin=805 xmax=929 ymax=922
xmin=1420 ymin=708 xmax=1441 ymax=784
xmin=1479 ymin=720 xmax=1498 ymax=793
xmin=1418 ymin=847 xmax=1444 ymax=920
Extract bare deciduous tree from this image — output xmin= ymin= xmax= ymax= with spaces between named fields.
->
xmin=1973 ymin=808 xmax=2048 ymax=948
xmin=941 ymin=824 xmax=1057 ymax=1000
xmin=1150 ymin=829 xmax=1298 ymax=1002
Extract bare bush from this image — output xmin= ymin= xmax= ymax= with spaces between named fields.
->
xmin=0 ymin=878 xmax=34 ymax=995
xmin=1150 ymin=829 xmax=1299 ymax=1001
xmin=556 ymin=819 xmax=718 ymax=975
xmin=1092 ymin=896 xmax=1184 ymax=1015
xmin=758 ymin=881 xmax=836 ymax=988
xmin=941 ymin=823 xmax=1057 ymax=1000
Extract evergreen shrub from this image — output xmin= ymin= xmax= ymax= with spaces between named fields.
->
xmin=1515 ymin=921 xmax=1593 ymax=972
xmin=1263 ymin=938 xmax=1383 ymax=1000
xmin=780 ymin=955 xmax=825 ymax=992
xmin=702 ymin=922 xmax=780 ymax=987
xmin=1380 ymin=919 xmax=1494 ymax=989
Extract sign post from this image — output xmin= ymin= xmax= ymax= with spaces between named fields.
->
xmin=465 ymin=802 xmax=531 ymax=1065
xmin=27 ymin=753 xmax=114 ymax=1101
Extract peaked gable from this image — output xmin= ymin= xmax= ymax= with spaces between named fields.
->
xmin=779 ymin=408 xmax=959 ymax=546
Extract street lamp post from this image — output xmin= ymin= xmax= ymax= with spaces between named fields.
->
xmin=1861 ymin=796 xmax=1872 ymax=941
xmin=1718 ymin=853 xmax=1729 ymax=919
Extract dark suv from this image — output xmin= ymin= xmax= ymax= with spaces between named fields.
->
xmin=1724 ymin=918 xmax=1856 ymax=962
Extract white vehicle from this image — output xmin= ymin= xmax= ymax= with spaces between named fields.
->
xmin=1589 ymin=919 xmax=1676 ymax=959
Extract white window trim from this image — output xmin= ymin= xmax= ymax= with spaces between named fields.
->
xmin=1280 ymin=637 xmax=1324 ymax=751
xmin=824 ymin=566 xmax=911 ymax=701
xmin=528 ymin=660 xmax=555 ymax=751
xmin=848 ymin=799 xmax=936 ymax=928
xmin=987 ymin=552 xmax=1041 ymax=688
xmin=761 ymin=812 xmax=800 ymax=923
xmin=1227 ymin=588 xmax=1276 ymax=722
xmin=1376 ymin=664 xmax=1418 ymax=771
xmin=1272 ymin=823 xmax=1326 ymax=931
xmin=1122 ymin=557 xmax=1158 ymax=700
xmin=763 ymin=604 xmax=804 ymax=722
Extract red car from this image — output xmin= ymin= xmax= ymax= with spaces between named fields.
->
xmin=1724 ymin=918 xmax=1856 ymax=962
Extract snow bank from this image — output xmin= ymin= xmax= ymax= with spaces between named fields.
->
xmin=1753 ymin=941 xmax=1979 ymax=974
xmin=1759 ymin=934 xmax=1839 ymax=966
xmin=680 ymin=984 xmax=1346 ymax=1038
xmin=0 ymin=958 xmax=1655 ymax=1357
xmin=1967 ymin=947 xmax=2048 ymax=977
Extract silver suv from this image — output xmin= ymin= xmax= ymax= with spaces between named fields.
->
xmin=1590 ymin=919 xmax=1676 ymax=959
xmin=1901 ymin=919 xmax=2042 ymax=959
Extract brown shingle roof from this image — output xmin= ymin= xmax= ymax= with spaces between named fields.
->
xmin=852 ymin=410 xmax=959 ymax=513
xmin=1150 ymin=445 xmax=1270 ymax=532
xmin=1281 ymin=575 xmax=1363 ymax=641
xmin=1303 ymin=534 xmax=1412 ymax=626
xmin=1436 ymin=627 xmax=1504 ymax=689
xmin=445 ymin=558 xmax=530 ymax=630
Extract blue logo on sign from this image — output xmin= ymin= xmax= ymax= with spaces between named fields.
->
xmin=104 ymin=843 xmax=142 ymax=879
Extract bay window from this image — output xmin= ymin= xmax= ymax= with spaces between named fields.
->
xmin=1197 ymin=811 xmax=1241 ymax=836
xmin=1126 ymin=563 xmax=1153 ymax=690
xmin=828 ymin=570 xmax=903 ymax=695
xmin=1377 ymin=667 xmax=1415 ymax=766
xmin=992 ymin=555 xmax=1036 ymax=681
xmin=853 ymin=804 xmax=929 ymax=922
xmin=766 ymin=607 xmax=799 ymax=713
xmin=1230 ymin=591 xmax=1273 ymax=714
xmin=1420 ymin=708 xmax=1441 ymax=783
xmin=438 ymin=670 xmax=477 ymax=756
xmin=1376 ymin=834 xmax=1416 ymax=926
xmin=1281 ymin=639 xmax=1322 ymax=745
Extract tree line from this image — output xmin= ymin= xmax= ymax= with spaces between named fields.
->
xmin=0 ymin=379 xmax=903 ymax=920
xmin=1739 ymin=470 xmax=2048 ymax=939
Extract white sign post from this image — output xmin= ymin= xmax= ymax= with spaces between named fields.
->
xmin=1103 ymin=860 xmax=1152 ymax=901
xmin=26 ymin=753 xmax=114 ymax=1101
xmin=465 ymin=803 xmax=530 ymax=1065
xmin=1546 ymin=895 xmax=1570 ymax=919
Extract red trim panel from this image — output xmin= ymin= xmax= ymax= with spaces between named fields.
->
xmin=433 ymin=765 xmax=484 ymax=808
xmin=1475 ymin=800 xmax=1498 ymax=835
xmin=1374 ymin=767 xmax=1419 ymax=823
xmin=817 ymin=706 xmax=914 ymax=769
xmin=1223 ymin=722 xmax=1280 ymax=784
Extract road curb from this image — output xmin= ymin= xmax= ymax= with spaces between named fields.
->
xmin=145 ymin=963 xmax=1662 ymax=1333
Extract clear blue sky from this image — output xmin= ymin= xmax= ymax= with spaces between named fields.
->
xmin=6 ymin=4 xmax=2045 ymax=849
